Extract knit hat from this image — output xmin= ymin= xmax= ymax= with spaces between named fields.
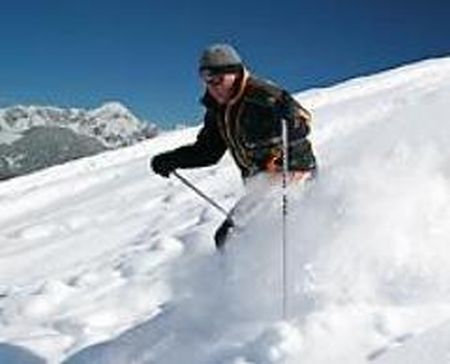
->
xmin=199 ymin=44 xmax=243 ymax=74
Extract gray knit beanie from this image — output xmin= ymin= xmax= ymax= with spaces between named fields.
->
xmin=199 ymin=44 xmax=243 ymax=74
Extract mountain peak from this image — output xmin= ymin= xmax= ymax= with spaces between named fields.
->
xmin=94 ymin=101 xmax=133 ymax=116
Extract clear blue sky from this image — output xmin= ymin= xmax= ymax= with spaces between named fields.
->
xmin=1 ymin=0 xmax=449 ymax=128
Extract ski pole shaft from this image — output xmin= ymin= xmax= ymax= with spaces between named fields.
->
xmin=172 ymin=171 xmax=231 ymax=219
xmin=281 ymin=118 xmax=289 ymax=320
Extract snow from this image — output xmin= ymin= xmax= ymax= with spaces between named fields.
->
xmin=372 ymin=319 xmax=450 ymax=363
xmin=0 ymin=343 xmax=45 ymax=363
xmin=0 ymin=131 xmax=22 ymax=145
xmin=1 ymin=56 xmax=450 ymax=363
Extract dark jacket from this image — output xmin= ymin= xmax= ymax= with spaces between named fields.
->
xmin=165 ymin=70 xmax=316 ymax=179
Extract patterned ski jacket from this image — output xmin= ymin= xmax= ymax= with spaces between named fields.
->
xmin=166 ymin=69 xmax=316 ymax=179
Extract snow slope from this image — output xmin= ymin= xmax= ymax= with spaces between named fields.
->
xmin=1 ymin=56 xmax=450 ymax=363
xmin=372 ymin=318 xmax=450 ymax=364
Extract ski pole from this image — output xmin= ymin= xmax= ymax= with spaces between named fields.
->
xmin=172 ymin=170 xmax=232 ymax=221
xmin=281 ymin=118 xmax=289 ymax=320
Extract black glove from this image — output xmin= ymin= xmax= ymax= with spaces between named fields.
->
xmin=151 ymin=152 xmax=178 ymax=178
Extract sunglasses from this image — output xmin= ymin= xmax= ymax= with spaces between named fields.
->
xmin=201 ymin=71 xmax=226 ymax=86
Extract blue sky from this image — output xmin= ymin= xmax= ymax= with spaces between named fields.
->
xmin=0 ymin=0 xmax=449 ymax=128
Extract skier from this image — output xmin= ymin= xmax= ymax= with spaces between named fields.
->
xmin=151 ymin=44 xmax=316 ymax=249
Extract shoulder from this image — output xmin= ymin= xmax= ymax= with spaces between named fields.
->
xmin=244 ymin=75 xmax=285 ymax=108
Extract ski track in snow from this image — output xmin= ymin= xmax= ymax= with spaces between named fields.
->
xmin=1 ymin=57 xmax=450 ymax=363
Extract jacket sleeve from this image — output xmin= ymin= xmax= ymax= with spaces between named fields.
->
xmin=277 ymin=90 xmax=311 ymax=140
xmin=272 ymin=91 xmax=316 ymax=171
xmin=169 ymin=110 xmax=227 ymax=169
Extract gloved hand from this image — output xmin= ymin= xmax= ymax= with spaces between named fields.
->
xmin=150 ymin=152 xmax=178 ymax=178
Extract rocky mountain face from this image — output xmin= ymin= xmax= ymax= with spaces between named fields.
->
xmin=0 ymin=102 xmax=158 ymax=180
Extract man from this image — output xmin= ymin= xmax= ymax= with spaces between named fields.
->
xmin=151 ymin=44 xmax=316 ymax=249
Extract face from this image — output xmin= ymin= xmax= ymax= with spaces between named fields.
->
xmin=201 ymin=72 xmax=238 ymax=105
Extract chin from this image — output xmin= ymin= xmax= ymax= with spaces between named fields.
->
xmin=218 ymin=93 xmax=233 ymax=104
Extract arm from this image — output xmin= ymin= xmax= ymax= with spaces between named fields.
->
xmin=277 ymin=91 xmax=316 ymax=171
xmin=151 ymin=111 xmax=227 ymax=177
xmin=170 ymin=110 xmax=227 ymax=168
xmin=277 ymin=90 xmax=312 ymax=140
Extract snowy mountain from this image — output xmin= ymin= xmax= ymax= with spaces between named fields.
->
xmin=0 ymin=56 xmax=450 ymax=364
xmin=0 ymin=102 xmax=158 ymax=180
